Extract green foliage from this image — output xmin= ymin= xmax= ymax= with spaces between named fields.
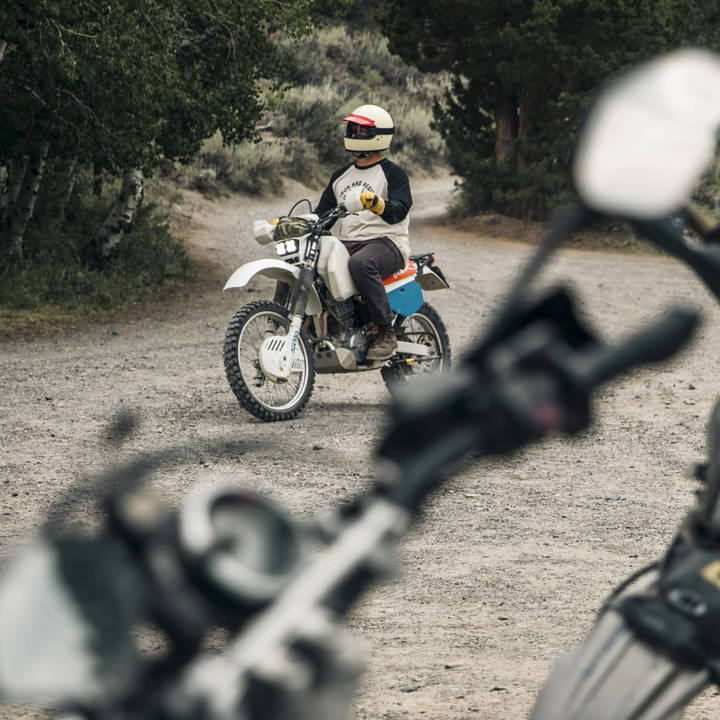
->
xmin=268 ymin=26 xmax=448 ymax=176
xmin=0 ymin=172 xmax=191 ymax=312
xmin=377 ymin=0 xmax=718 ymax=218
xmin=174 ymin=25 xmax=448 ymax=196
xmin=0 ymin=0 xmax=356 ymax=173
xmin=0 ymin=0 xmax=360 ymax=312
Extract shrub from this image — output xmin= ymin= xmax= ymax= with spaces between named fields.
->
xmin=185 ymin=134 xmax=286 ymax=196
xmin=273 ymin=83 xmax=347 ymax=166
xmin=389 ymin=102 xmax=444 ymax=176
xmin=282 ymin=138 xmax=327 ymax=187
xmin=174 ymin=26 xmax=449 ymax=199
xmin=0 ymin=170 xmax=191 ymax=314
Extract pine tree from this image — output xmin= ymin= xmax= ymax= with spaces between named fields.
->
xmin=377 ymin=0 xmax=710 ymax=218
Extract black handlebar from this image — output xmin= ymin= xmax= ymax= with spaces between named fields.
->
xmin=633 ymin=217 xmax=720 ymax=304
xmin=376 ymin=288 xmax=699 ymax=513
xmin=575 ymin=306 xmax=699 ymax=391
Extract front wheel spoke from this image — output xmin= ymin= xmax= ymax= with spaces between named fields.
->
xmin=230 ymin=306 xmax=313 ymax=414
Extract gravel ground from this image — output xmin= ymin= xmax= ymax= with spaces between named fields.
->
xmin=2 ymin=177 xmax=720 ymax=720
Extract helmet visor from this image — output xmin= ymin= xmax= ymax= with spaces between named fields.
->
xmin=345 ymin=122 xmax=374 ymax=139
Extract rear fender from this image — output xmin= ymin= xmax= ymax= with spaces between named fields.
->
xmin=224 ymin=259 xmax=322 ymax=315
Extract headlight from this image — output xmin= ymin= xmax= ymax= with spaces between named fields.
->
xmin=275 ymin=240 xmax=299 ymax=257
xmin=178 ymin=487 xmax=304 ymax=608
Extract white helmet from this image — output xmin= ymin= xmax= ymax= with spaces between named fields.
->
xmin=342 ymin=104 xmax=395 ymax=154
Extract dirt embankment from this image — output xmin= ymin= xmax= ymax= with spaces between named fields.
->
xmin=2 ymin=177 xmax=720 ymax=720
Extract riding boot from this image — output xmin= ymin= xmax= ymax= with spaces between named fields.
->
xmin=367 ymin=324 xmax=398 ymax=361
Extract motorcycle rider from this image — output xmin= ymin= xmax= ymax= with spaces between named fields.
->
xmin=314 ymin=104 xmax=412 ymax=361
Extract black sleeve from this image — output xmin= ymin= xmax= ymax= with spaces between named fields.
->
xmin=314 ymin=181 xmax=337 ymax=215
xmin=313 ymin=164 xmax=352 ymax=215
xmin=379 ymin=161 xmax=413 ymax=225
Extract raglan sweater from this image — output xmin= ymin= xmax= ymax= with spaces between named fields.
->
xmin=314 ymin=158 xmax=413 ymax=261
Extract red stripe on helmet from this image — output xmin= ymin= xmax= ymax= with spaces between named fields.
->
xmin=341 ymin=113 xmax=376 ymax=126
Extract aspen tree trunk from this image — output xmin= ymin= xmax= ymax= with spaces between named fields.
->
xmin=1 ymin=156 xmax=28 ymax=253
xmin=2 ymin=156 xmax=28 ymax=228
xmin=84 ymin=168 xmax=144 ymax=265
xmin=36 ymin=157 xmax=77 ymax=220
xmin=9 ymin=142 xmax=50 ymax=258
xmin=57 ymin=158 xmax=78 ymax=221
xmin=93 ymin=163 xmax=104 ymax=198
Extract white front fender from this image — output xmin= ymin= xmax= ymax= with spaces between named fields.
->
xmin=224 ymin=259 xmax=322 ymax=316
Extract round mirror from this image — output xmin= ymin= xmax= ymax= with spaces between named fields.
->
xmin=574 ymin=49 xmax=720 ymax=219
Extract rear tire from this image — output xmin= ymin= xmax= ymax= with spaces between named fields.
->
xmin=224 ymin=301 xmax=315 ymax=421
xmin=381 ymin=302 xmax=451 ymax=389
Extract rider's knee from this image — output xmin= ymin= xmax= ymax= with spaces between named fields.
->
xmin=348 ymin=253 xmax=374 ymax=276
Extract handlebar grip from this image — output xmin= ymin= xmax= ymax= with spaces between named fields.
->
xmin=342 ymin=191 xmax=365 ymax=214
xmin=632 ymin=218 xmax=720 ymax=303
xmin=578 ymin=307 xmax=699 ymax=390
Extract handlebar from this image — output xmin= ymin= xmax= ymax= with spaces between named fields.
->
xmin=377 ymin=289 xmax=699 ymax=512
xmin=573 ymin=306 xmax=698 ymax=391
xmin=631 ymin=211 xmax=720 ymax=304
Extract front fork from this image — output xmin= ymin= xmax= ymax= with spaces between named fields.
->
xmin=264 ymin=246 xmax=318 ymax=381
xmin=273 ymin=281 xmax=290 ymax=308
xmin=286 ymin=234 xmax=320 ymax=328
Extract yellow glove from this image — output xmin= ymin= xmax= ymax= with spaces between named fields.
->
xmin=360 ymin=192 xmax=385 ymax=216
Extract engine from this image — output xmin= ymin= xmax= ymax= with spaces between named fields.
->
xmin=325 ymin=295 xmax=355 ymax=336
xmin=322 ymin=295 xmax=370 ymax=364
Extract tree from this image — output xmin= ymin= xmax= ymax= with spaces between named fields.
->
xmin=377 ymin=0 xmax=708 ymax=218
xmin=0 ymin=0 xmax=356 ymax=259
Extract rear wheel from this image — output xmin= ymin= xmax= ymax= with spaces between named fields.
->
xmin=224 ymin=301 xmax=315 ymax=421
xmin=381 ymin=302 xmax=451 ymax=389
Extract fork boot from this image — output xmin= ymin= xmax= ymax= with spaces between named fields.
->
xmin=366 ymin=325 xmax=398 ymax=361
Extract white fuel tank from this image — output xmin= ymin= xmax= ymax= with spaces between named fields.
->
xmin=317 ymin=236 xmax=357 ymax=301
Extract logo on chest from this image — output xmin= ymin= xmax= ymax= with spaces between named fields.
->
xmin=338 ymin=179 xmax=377 ymax=202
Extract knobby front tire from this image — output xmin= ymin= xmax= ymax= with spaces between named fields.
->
xmin=224 ymin=301 xmax=316 ymax=422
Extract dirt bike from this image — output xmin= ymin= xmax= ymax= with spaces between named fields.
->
xmin=222 ymin=190 xmax=451 ymax=421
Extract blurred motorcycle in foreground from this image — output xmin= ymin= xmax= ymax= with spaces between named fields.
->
xmin=530 ymin=48 xmax=720 ymax=720
xmin=0 ymin=292 xmax=696 ymax=720
xmin=530 ymin=396 xmax=720 ymax=720
xmin=2 ymin=48 xmax=720 ymax=720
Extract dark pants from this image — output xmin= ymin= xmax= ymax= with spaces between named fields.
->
xmin=343 ymin=237 xmax=405 ymax=326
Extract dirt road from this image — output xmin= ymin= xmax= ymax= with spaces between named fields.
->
xmin=2 ymin=177 xmax=720 ymax=719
